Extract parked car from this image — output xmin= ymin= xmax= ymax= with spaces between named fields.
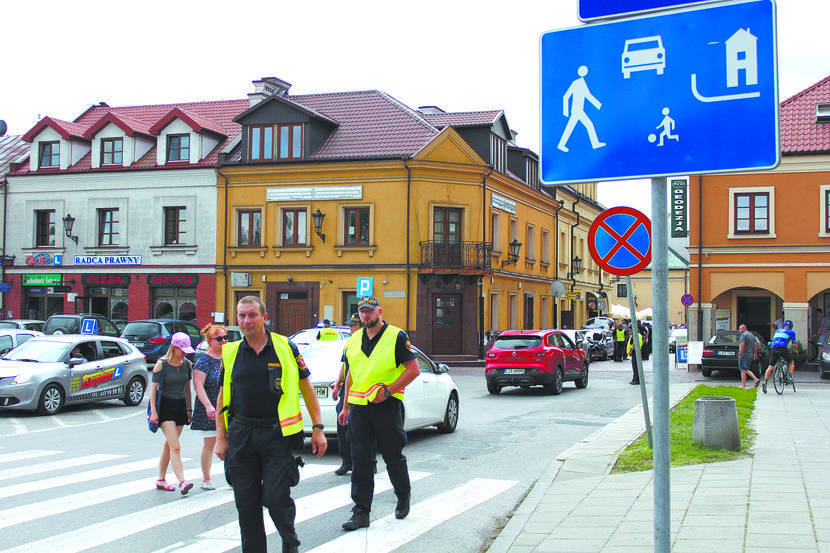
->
xmin=485 ymin=329 xmax=589 ymax=395
xmin=0 ymin=335 xmax=148 ymax=415
xmin=298 ymin=340 xmax=459 ymax=437
xmin=120 ymin=319 xmax=201 ymax=365
xmin=583 ymin=316 xmax=615 ymax=332
xmin=819 ymin=337 xmax=830 ymax=379
xmin=669 ymin=328 xmax=688 ymax=353
xmin=559 ymin=329 xmax=590 ymax=362
xmin=193 ymin=326 xmax=243 ymax=360
xmin=42 ymin=313 xmax=121 ymax=337
xmin=0 ymin=329 xmax=45 ymax=355
xmin=289 ymin=326 xmax=352 ymax=352
xmin=0 ymin=319 xmax=46 ymax=332
xmin=581 ymin=326 xmax=614 ymax=360
xmin=701 ymin=330 xmax=769 ymax=378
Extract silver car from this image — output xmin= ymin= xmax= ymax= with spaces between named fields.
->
xmin=0 ymin=329 xmax=45 ymax=355
xmin=0 ymin=335 xmax=148 ymax=415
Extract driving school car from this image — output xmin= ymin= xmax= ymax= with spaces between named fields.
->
xmin=0 ymin=335 xmax=148 ymax=415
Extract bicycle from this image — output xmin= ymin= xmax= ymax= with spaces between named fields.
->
xmin=772 ymin=357 xmax=796 ymax=395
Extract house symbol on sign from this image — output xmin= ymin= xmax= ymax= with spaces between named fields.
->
xmin=726 ymin=28 xmax=758 ymax=87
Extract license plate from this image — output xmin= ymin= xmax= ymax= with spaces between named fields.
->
xmin=504 ymin=368 xmax=525 ymax=374
xmin=315 ymin=386 xmax=329 ymax=399
xmin=133 ymin=342 xmax=145 ymax=348
xmin=716 ymin=351 xmax=735 ymax=356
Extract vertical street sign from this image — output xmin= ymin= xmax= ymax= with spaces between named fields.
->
xmin=541 ymin=0 xmax=778 ymax=185
xmin=671 ymin=179 xmax=688 ymax=237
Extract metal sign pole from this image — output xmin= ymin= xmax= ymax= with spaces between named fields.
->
xmin=626 ymin=275 xmax=652 ymax=448
xmin=652 ymin=176 xmax=670 ymax=553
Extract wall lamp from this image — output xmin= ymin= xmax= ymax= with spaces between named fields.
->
xmin=62 ymin=213 xmax=78 ymax=244
xmin=312 ymin=208 xmax=326 ymax=243
xmin=567 ymin=255 xmax=582 ymax=280
xmin=501 ymin=239 xmax=522 ymax=268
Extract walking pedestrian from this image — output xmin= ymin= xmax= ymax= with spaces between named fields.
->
xmin=148 ymin=332 xmax=194 ymax=495
xmin=614 ymin=323 xmax=626 ymax=362
xmin=338 ymin=295 xmax=420 ymax=531
xmin=738 ymin=324 xmax=761 ymax=389
xmin=191 ymin=323 xmax=226 ymax=490
xmin=814 ymin=308 xmax=827 ymax=361
xmin=215 ymin=296 xmax=327 ymax=553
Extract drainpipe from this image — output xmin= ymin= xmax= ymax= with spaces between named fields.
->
xmin=569 ymin=195 xmax=581 ymax=292
xmin=697 ymin=175 xmax=703 ymax=341
xmin=480 ymin=165 xmax=494 ymax=359
xmin=403 ymin=158 xmax=412 ymax=337
xmin=1 ymin=177 xmax=6 ymax=318
xmin=552 ymin=199 xmax=565 ymax=328
xmin=216 ymin=168 xmax=229 ymax=324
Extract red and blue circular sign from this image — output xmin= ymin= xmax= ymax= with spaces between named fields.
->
xmin=588 ymin=206 xmax=652 ymax=276
xmin=681 ymin=294 xmax=694 ymax=306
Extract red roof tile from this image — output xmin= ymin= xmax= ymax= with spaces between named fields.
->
xmin=780 ymin=74 xmax=830 ymax=154
xmin=421 ymin=110 xmax=503 ymax=128
xmin=22 ymin=117 xmax=89 ymax=143
xmin=83 ymin=112 xmax=154 ymax=138
xmin=148 ymin=107 xmax=228 ymax=137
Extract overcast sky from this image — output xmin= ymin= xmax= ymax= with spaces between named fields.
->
xmin=4 ymin=0 xmax=827 ymax=215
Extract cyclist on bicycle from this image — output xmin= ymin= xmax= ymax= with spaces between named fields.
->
xmin=762 ymin=319 xmax=798 ymax=394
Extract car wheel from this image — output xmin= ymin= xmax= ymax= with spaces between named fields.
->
xmin=575 ymin=362 xmax=589 ymax=389
xmin=122 ymin=376 xmax=146 ymax=406
xmin=487 ymin=382 xmax=501 ymax=395
xmin=544 ymin=367 xmax=564 ymax=395
xmin=701 ymin=367 xmax=712 ymax=377
xmin=52 ymin=328 xmax=67 ymax=335
xmin=436 ymin=392 xmax=459 ymax=434
xmin=37 ymin=383 xmax=64 ymax=415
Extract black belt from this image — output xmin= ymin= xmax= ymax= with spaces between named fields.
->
xmin=232 ymin=413 xmax=279 ymax=428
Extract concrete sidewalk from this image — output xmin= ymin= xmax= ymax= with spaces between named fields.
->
xmin=488 ymin=373 xmax=830 ymax=553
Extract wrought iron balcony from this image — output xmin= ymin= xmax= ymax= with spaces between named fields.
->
xmin=419 ymin=241 xmax=492 ymax=274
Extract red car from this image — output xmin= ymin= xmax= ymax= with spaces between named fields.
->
xmin=485 ymin=330 xmax=589 ymax=395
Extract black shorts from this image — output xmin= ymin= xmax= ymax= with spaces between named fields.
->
xmin=769 ymin=347 xmax=792 ymax=367
xmin=158 ymin=396 xmax=188 ymax=426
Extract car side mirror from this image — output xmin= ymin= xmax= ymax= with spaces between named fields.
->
xmin=68 ymin=357 xmax=84 ymax=367
xmin=436 ymin=363 xmax=450 ymax=374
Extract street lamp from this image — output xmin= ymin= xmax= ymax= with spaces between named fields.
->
xmin=567 ymin=255 xmax=582 ymax=280
xmin=312 ymin=208 xmax=326 ymax=243
xmin=62 ymin=213 xmax=78 ymax=244
xmin=501 ymin=239 xmax=522 ymax=268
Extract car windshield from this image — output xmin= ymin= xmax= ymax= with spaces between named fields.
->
xmin=290 ymin=329 xmax=328 ymax=346
xmin=3 ymin=339 xmax=72 ymax=363
xmin=121 ymin=322 xmax=162 ymax=340
xmin=0 ymin=322 xmax=18 ymax=329
xmin=494 ymin=336 xmax=543 ymax=350
xmin=709 ymin=333 xmax=739 ymax=345
xmin=300 ymin=342 xmax=345 ymax=380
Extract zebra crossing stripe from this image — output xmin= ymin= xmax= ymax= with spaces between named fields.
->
xmin=155 ymin=471 xmax=433 ymax=553
xmin=306 ymin=478 xmax=519 ymax=553
xmin=0 ymin=457 xmax=170 ymax=500
xmin=0 ymin=454 xmax=125 ymax=481
xmin=0 ymin=450 xmax=61 ymax=464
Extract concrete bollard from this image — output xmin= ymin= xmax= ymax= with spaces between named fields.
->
xmin=692 ymin=396 xmax=740 ymax=452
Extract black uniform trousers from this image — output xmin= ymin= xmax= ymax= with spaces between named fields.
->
xmin=336 ymin=394 xmax=352 ymax=467
xmin=349 ymin=398 xmax=410 ymax=513
xmin=630 ymin=353 xmax=640 ymax=383
xmin=614 ymin=340 xmax=626 ymax=361
xmin=225 ymin=420 xmax=300 ymax=552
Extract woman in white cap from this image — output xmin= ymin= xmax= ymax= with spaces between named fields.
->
xmin=148 ymin=332 xmax=195 ymax=495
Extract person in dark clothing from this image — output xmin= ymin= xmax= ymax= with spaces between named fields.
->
xmin=338 ymin=295 xmax=420 ymax=531
xmin=215 ymin=296 xmax=327 ymax=553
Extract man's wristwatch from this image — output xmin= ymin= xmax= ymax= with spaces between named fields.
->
xmin=382 ymin=386 xmax=392 ymax=399
xmin=312 ymin=424 xmax=324 ymax=431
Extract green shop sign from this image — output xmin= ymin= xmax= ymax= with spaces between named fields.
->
xmin=22 ymin=274 xmax=63 ymax=286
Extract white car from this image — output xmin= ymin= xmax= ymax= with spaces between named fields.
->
xmin=0 ymin=329 xmax=45 ymax=355
xmin=289 ymin=326 xmax=352 ymax=352
xmin=298 ymin=340 xmax=459 ymax=437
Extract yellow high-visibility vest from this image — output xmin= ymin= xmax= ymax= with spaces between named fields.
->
xmin=318 ymin=327 xmax=338 ymax=341
xmin=345 ymin=325 xmax=407 ymax=405
xmin=220 ymin=332 xmax=303 ymax=435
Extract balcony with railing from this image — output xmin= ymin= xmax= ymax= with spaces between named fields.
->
xmin=419 ymin=241 xmax=492 ymax=274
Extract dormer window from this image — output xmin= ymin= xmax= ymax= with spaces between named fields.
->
xmin=167 ymin=134 xmax=190 ymax=162
xmin=39 ymin=141 xmax=60 ymax=168
xmin=278 ymin=124 xmax=303 ymax=160
xmin=250 ymin=125 xmax=274 ymax=161
xmin=101 ymin=138 xmax=123 ymax=166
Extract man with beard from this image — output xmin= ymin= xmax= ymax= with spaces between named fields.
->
xmin=337 ymin=295 xmax=420 ymax=531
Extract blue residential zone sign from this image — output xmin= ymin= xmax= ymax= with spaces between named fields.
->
xmin=541 ymin=0 xmax=779 ymax=185
xmin=578 ymin=0 xmax=721 ymax=21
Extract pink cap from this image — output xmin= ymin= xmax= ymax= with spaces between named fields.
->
xmin=171 ymin=332 xmax=195 ymax=354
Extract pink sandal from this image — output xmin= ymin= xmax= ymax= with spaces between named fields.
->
xmin=156 ymin=479 xmax=176 ymax=491
xmin=179 ymin=480 xmax=193 ymax=495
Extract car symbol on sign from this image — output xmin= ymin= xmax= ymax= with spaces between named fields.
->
xmin=622 ymin=36 xmax=665 ymax=78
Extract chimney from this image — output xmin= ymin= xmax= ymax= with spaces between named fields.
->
xmin=249 ymin=77 xmax=292 ymax=107
xmin=418 ymin=106 xmax=445 ymax=115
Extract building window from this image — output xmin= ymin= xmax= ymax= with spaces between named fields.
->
xmin=277 ymin=124 xmax=302 ymax=160
xmin=526 ymin=225 xmax=536 ymax=261
xmin=434 ymin=207 xmax=462 ymax=244
xmin=39 ymin=141 xmax=60 ymax=168
xmin=541 ymin=229 xmax=550 ymax=263
xmin=735 ymin=192 xmax=769 ymax=234
xmin=249 ymin=125 xmax=274 ymax=161
xmin=526 ymin=158 xmax=539 ymax=190
xmin=491 ymin=212 xmax=500 ymax=251
xmin=617 ymin=283 xmax=627 ymax=298
xmin=167 ymin=134 xmax=190 ymax=162
xmin=826 ymin=189 xmax=830 ymax=234
xmin=238 ymin=210 xmax=262 ymax=247
xmin=282 ymin=208 xmax=307 ymax=246
xmin=36 ymin=210 xmax=56 ymax=247
xmin=490 ymin=135 xmax=506 ymax=173
xmin=164 ymin=207 xmax=186 ymax=245
xmin=101 ymin=138 xmax=123 ymax=166
xmin=344 ymin=207 xmax=370 ymax=246
xmin=98 ymin=208 xmax=119 ymax=246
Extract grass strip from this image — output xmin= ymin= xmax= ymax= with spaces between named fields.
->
xmin=611 ymin=384 xmax=757 ymax=473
